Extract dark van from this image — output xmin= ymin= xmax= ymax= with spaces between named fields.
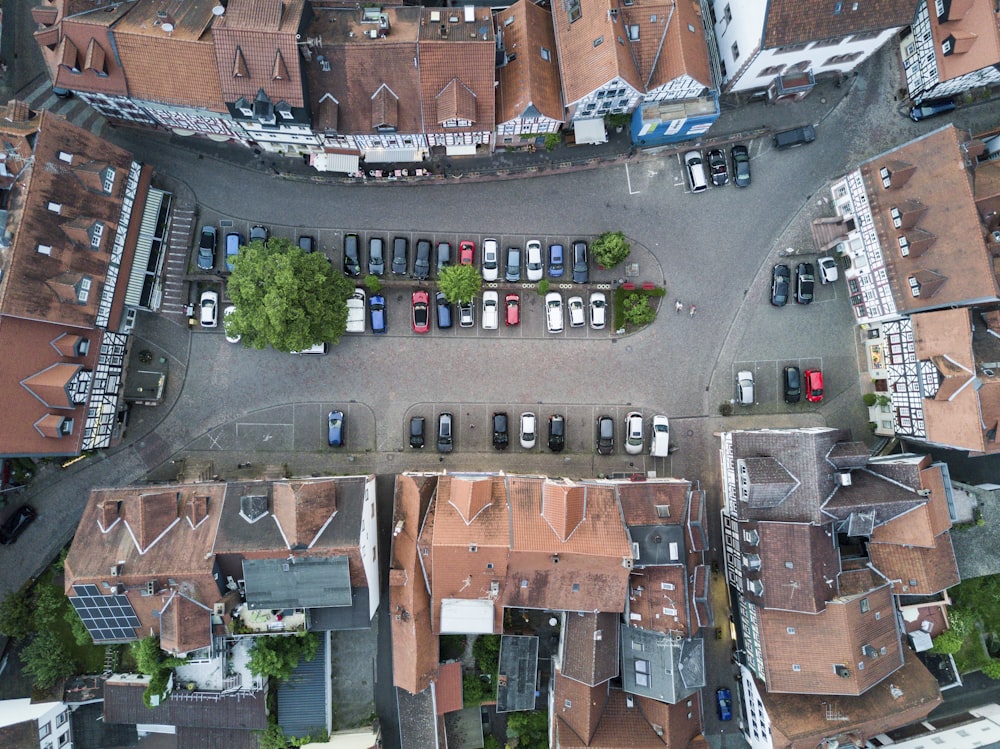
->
xmin=435 ymin=291 xmax=452 ymax=329
xmin=908 ymin=98 xmax=956 ymax=122
xmin=773 ymin=125 xmax=816 ymax=149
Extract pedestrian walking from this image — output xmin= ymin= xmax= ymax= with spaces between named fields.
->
xmin=675 ymin=300 xmax=683 ymax=314
xmin=689 ymin=304 xmax=697 ymax=317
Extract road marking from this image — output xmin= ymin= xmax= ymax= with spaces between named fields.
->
xmin=624 ymin=163 xmax=640 ymax=195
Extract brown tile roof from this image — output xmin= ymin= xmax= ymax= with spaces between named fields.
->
xmin=927 ymin=0 xmax=1000 ymax=84
xmin=655 ymin=0 xmax=712 ymax=89
xmin=435 ymin=78 xmax=477 ymax=124
xmin=759 ymin=585 xmax=903 ymax=696
xmin=754 ymin=522 xmax=840 ymax=614
xmin=541 ymin=480 xmax=587 ymax=541
xmin=762 ymin=0 xmax=916 ymax=49
xmin=390 ymin=473 xmax=441 ymax=694
xmin=861 ymin=126 xmax=1000 ymax=312
xmin=124 ymin=490 xmax=183 ymax=554
xmin=869 ymin=461 xmax=951 ymax=547
xmin=20 ymin=362 xmax=79 ymax=409
xmin=42 ymin=15 xmax=130 ymax=97
xmin=561 ymin=612 xmax=620 ymax=685
xmin=435 ymin=661 xmax=463 ymax=715
xmin=617 ymin=479 xmax=689 ymax=525
xmin=494 ymin=0 xmax=564 ymax=125
xmin=449 ymin=475 xmax=493 ymax=524
xmin=868 ymin=532 xmax=960 ymax=594
xmin=627 ymin=566 xmax=691 ymax=635
xmin=762 ymin=648 xmax=942 ymax=749
xmin=554 ymin=668 xmax=608 ymax=745
xmin=158 ymin=591 xmax=212 ymax=655
xmin=418 ymin=36 xmax=496 ymax=133
xmin=555 ymin=687 xmax=702 ymax=748
xmin=113 ymin=33 xmax=225 ymax=113
xmin=271 ymin=480 xmax=337 ymax=549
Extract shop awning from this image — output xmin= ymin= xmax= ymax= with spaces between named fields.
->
xmin=574 ymin=118 xmax=607 ymax=145
xmin=311 ymin=151 xmax=360 ymax=173
xmin=445 ymin=143 xmax=477 ymax=156
xmin=363 ymin=147 xmax=424 ymax=163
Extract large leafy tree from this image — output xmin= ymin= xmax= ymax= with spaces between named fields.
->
xmin=248 ymin=632 xmax=319 ymax=681
xmin=591 ymin=230 xmax=631 ymax=269
xmin=226 ymin=238 xmax=354 ymax=352
xmin=438 ymin=263 xmax=482 ymax=304
xmin=0 ymin=589 xmax=34 ymax=640
xmin=22 ymin=630 xmax=78 ymax=690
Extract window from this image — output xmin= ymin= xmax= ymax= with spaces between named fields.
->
xmin=635 ymin=659 xmax=650 ymax=686
xmin=594 ymin=36 xmax=604 ymax=47
xmin=792 ymin=664 xmax=801 ymax=671
xmin=58 ymin=733 xmax=69 ymax=747
xmin=48 ymin=202 xmax=62 ymax=214
xmin=521 ymin=579 xmax=528 ymax=588
xmin=850 ymin=29 xmax=881 ymax=42
xmin=37 ymin=244 xmax=52 ymax=255
xmin=89 ymin=221 xmax=105 ymax=249
xmin=504 ymin=15 xmax=514 ymax=26
xmin=631 ymin=640 xmax=643 ymax=651
xmin=58 ymin=151 xmax=73 ymax=163
xmin=860 ymin=597 xmax=870 ymax=613
xmin=660 ymin=582 xmax=674 ymax=591
xmin=731 ymin=42 xmax=739 ymax=60
xmin=541 ymin=47 xmax=551 ymax=61
xmin=723 ymin=3 xmax=731 ymax=22
xmin=758 ymin=65 xmax=785 ymax=77
xmin=777 ymin=42 xmax=809 ymax=54
xmin=784 ymin=561 xmax=793 ymax=569
xmin=812 ymin=36 xmax=844 ymax=48
xmin=469 ymin=544 xmax=478 ymax=552
xmin=786 ymin=627 xmax=796 ymax=634
xmin=572 ymin=583 xmax=580 ymax=592
xmin=39 ymin=723 xmax=52 ymax=739
xmin=627 ymin=25 xmax=639 ymax=41
xmin=567 ymin=0 xmax=581 ymax=23
xmin=656 ymin=505 xmax=670 ymax=518
xmin=787 ymin=60 xmax=812 ymax=73
xmin=486 ymin=562 xmax=494 ymax=570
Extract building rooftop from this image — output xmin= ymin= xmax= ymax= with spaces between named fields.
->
xmin=763 ymin=0 xmax=915 ymax=48
xmin=494 ymin=0 xmax=563 ymax=126
xmin=560 ymin=612 xmax=620 ymax=686
xmin=927 ymin=0 xmax=1000 ymax=85
xmin=111 ymin=0 xmax=216 ymax=41
xmin=496 ymin=635 xmax=539 ymax=712
xmin=620 ymin=625 xmax=704 ymax=703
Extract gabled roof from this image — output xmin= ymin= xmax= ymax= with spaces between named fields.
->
xmin=271 ymin=479 xmax=337 ymax=549
xmin=20 ymin=362 xmax=81 ymax=409
xmin=762 ymin=0 xmax=915 ymax=49
xmin=750 ymin=522 xmax=840 ymax=614
xmin=923 ymin=0 xmax=1000 ymax=84
xmin=621 ymin=626 xmax=704 ymax=703
xmin=555 ymin=687 xmax=703 ymax=749
xmin=553 ymin=668 xmax=608 ymax=745
xmin=435 ymin=661 xmax=464 ymax=715
xmin=103 ymin=677 xmax=268 ymax=730
xmin=158 ymin=590 xmax=212 ymax=655
xmin=868 ymin=532 xmax=960 ymax=595
xmin=494 ymin=0 xmax=563 ymax=125
xmin=561 ymin=612 xmax=620 ymax=686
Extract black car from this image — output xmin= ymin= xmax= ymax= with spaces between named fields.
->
xmin=548 ymin=414 xmax=565 ymax=453
xmin=392 ymin=237 xmax=408 ymax=275
xmin=731 ymin=144 xmax=751 ymax=187
xmin=297 ymin=235 xmax=314 ymax=253
xmin=409 ymin=416 xmax=425 ymax=448
xmin=796 ymin=262 xmax=815 ymax=304
xmin=708 ymin=148 xmax=728 ymax=186
xmin=368 ymin=237 xmax=385 ymax=276
xmin=343 ymin=234 xmax=361 ymax=277
xmin=596 ymin=415 xmax=614 ymax=455
xmin=436 ymin=291 xmax=453 ymax=329
xmin=572 ymin=241 xmax=589 ymax=284
xmin=0 ymin=504 xmax=37 ymax=545
xmin=492 ymin=412 xmax=509 ymax=450
xmin=783 ymin=366 xmax=802 ymax=403
xmin=773 ymin=124 xmax=816 ymax=149
xmin=414 ymin=239 xmax=431 ymax=280
xmin=437 ymin=412 xmax=454 ymax=453
xmin=771 ymin=264 xmax=790 ymax=307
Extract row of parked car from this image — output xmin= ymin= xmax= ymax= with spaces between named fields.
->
xmin=735 ymin=367 xmax=824 ymax=405
xmin=342 ymin=235 xmax=592 ymax=284
xmin=684 ymin=145 xmax=752 ymax=192
xmin=769 ymin=258 xmax=838 ymax=306
xmin=197 ymin=224 xmax=281 ymax=273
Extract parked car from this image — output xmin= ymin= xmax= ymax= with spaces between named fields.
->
xmin=708 ymin=148 xmax=728 ymax=186
xmin=297 ymin=235 xmax=314 ymax=253
xmin=773 ymin=125 xmax=815 ymax=149
xmin=368 ymin=237 xmax=385 ymax=275
xmin=572 ymin=241 xmax=589 ymax=283
xmin=197 ymin=225 xmax=216 ymax=270
xmin=0 ymin=504 xmax=37 ymax=545
xmin=414 ymin=239 xmax=431 ymax=280
xmin=392 ymin=237 xmax=408 ymax=275
xmin=459 ymin=240 xmax=475 ymax=266
xmin=411 ymin=290 xmax=430 ymax=334
xmin=409 ymin=416 xmax=425 ymax=448
xmin=327 ymin=410 xmax=345 ymax=447
xmin=437 ymin=242 xmax=452 ymax=273
xmin=650 ymin=414 xmax=670 ymax=457
xmin=482 ymin=290 xmax=499 ymax=330
xmin=482 ymin=238 xmax=499 ymax=281
xmin=505 ymin=293 xmax=520 ymax=326
xmin=225 ymin=232 xmax=241 ymax=272
xmin=545 ymin=292 xmax=564 ymax=333
xmin=343 ymin=233 xmax=361 ymax=276
xmin=783 ymin=365 xmax=802 ymax=403
xmin=505 ymin=246 xmax=522 ymax=282
xmin=596 ymin=415 xmax=615 ymax=455
xmin=223 ymin=305 xmax=240 ymax=343
xmin=370 ymin=293 xmax=387 ymax=334
xmin=492 ymin=412 xmax=509 ymax=450
xmin=437 ymin=412 xmax=454 ymax=453
xmin=818 ymin=255 xmax=838 ymax=284
xmin=804 ymin=368 xmax=824 ymax=403
xmin=519 ymin=412 xmax=537 ymax=449
xmin=436 ymin=291 xmax=453 ymax=329
xmin=716 ymin=688 xmax=733 ymax=721
xmin=684 ymin=150 xmax=708 ymax=193
xmin=731 ymin=144 xmax=751 ymax=187
xmin=795 ymin=262 xmax=815 ymax=304
xmin=568 ymin=296 xmax=585 ymax=328
xmin=737 ymin=370 xmax=755 ymax=405
xmin=199 ymin=289 xmax=219 ymax=327
xmin=909 ymin=97 xmax=955 ymax=122
xmin=458 ymin=299 xmax=475 ymax=328
xmin=589 ymin=292 xmax=607 ymax=329
xmin=624 ymin=411 xmax=644 ymax=455
xmin=250 ymin=224 xmax=269 ymax=243
xmin=346 ymin=288 xmax=366 ymax=333
xmin=525 ymin=240 xmax=544 ymax=281
xmin=548 ymin=414 xmax=565 ymax=452
xmin=771 ymin=264 xmax=790 ymax=307
xmin=548 ymin=244 xmax=564 ymax=277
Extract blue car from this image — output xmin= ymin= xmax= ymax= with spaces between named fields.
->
xmin=716 ymin=688 xmax=733 ymax=721
xmin=370 ymin=294 xmax=386 ymax=334
xmin=225 ymin=232 xmax=242 ymax=272
xmin=548 ymin=244 xmax=564 ymax=278
xmin=327 ymin=410 xmax=344 ymax=447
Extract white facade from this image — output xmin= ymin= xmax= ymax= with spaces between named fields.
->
xmin=0 ymin=699 xmax=73 ymax=749
xmin=711 ymin=0 xmax=899 ymax=93
xmin=739 ymin=666 xmax=774 ymax=749
xmin=570 ymin=76 xmax=643 ymax=122
xmin=496 ymin=113 xmax=562 ymax=138
xmin=359 ymin=475 xmax=380 ymax=620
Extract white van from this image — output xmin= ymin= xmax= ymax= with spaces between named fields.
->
xmin=684 ymin=151 xmax=708 ymax=193
xmin=346 ymin=288 xmax=366 ymax=333
xmin=291 ymin=343 xmax=328 ymax=355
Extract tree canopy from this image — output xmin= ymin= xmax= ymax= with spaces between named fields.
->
xmin=226 ymin=238 xmax=354 ymax=352
xmin=591 ymin=231 xmax=631 ymax=269
xmin=248 ymin=632 xmax=319 ymax=681
xmin=22 ymin=630 xmax=78 ymax=690
xmin=438 ymin=263 xmax=482 ymax=304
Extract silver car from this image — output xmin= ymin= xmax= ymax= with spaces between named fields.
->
xmin=737 ymin=371 xmax=755 ymax=405
xmin=625 ymin=411 xmax=644 ymax=455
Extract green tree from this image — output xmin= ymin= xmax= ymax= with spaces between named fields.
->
xmin=623 ymin=293 xmax=656 ymax=326
xmin=364 ymin=274 xmax=382 ymax=295
xmin=472 ymin=634 xmax=501 ymax=673
xmin=0 ymin=589 xmax=34 ymax=640
xmin=983 ymin=658 xmax=1000 ymax=680
xmin=505 ymin=710 xmax=548 ymax=749
xmin=34 ymin=584 xmax=68 ymax=628
xmin=65 ymin=607 xmax=93 ymax=647
xmin=591 ymin=231 xmax=631 ymax=269
xmin=226 ymin=237 xmax=354 ymax=352
xmin=438 ymin=263 xmax=482 ymax=304
xmin=131 ymin=635 xmax=165 ymax=675
xmin=248 ymin=632 xmax=319 ymax=681
xmin=22 ymin=630 xmax=78 ymax=690
xmin=930 ymin=629 xmax=965 ymax=655
xmin=463 ymin=672 xmax=485 ymax=706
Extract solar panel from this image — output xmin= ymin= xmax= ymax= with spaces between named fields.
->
xmin=71 ymin=584 xmax=141 ymax=641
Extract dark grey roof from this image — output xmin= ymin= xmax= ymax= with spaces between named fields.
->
xmin=620 ymin=627 xmax=704 ymax=704
xmin=629 ymin=523 xmax=685 ymax=567
xmin=560 ymin=612 xmax=619 ymax=686
xmin=103 ymin=680 xmax=267 ymax=730
xmin=308 ymin=588 xmax=371 ymax=631
xmin=396 ymin=686 xmax=439 ymax=749
xmin=71 ymin=703 xmax=139 ymax=749
xmin=444 ymin=706 xmax=486 ymax=749
xmin=822 ymin=469 xmax=924 ymax=527
xmin=243 ymin=555 xmax=352 ymax=610
xmin=497 ymin=635 xmax=539 ymax=713
xmin=827 ymin=441 xmax=871 ymax=470
xmin=178 ymin=726 xmax=261 ymax=749
xmin=740 ymin=457 xmax=799 ymax=508
xmin=278 ymin=631 xmax=330 ymax=738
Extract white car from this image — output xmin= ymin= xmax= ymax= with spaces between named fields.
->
xmin=568 ymin=296 xmax=585 ymax=328
xmin=520 ymin=412 xmax=537 ymax=449
xmin=199 ymin=290 xmax=218 ymax=327
xmin=482 ymin=290 xmax=499 ymax=330
xmin=525 ymin=240 xmax=544 ymax=282
xmin=346 ymin=288 xmax=366 ymax=333
xmin=650 ymin=415 xmax=669 ymax=457
xmin=545 ymin=292 xmax=564 ymax=333
xmin=737 ymin=370 xmax=755 ymax=405
xmin=482 ymin=238 xmax=499 ymax=281
xmin=684 ymin=150 xmax=707 ymax=193
xmin=589 ymin=292 xmax=606 ymax=329
xmin=818 ymin=255 xmax=839 ymax=284
xmin=223 ymin=305 xmax=240 ymax=343
xmin=625 ymin=411 xmax=644 ymax=455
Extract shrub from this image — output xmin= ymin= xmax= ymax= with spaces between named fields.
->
xmin=537 ymin=279 xmax=550 ymax=296
xmin=719 ymin=402 xmax=734 ymax=417
xmin=0 ymin=589 xmax=34 ymax=641
xmin=930 ymin=629 xmax=965 ymax=655
xmin=248 ymin=632 xmax=319 ymax=682
xmin=473 ymin=634 xmax=501 ymax=673
xmin=463 ymin=672 xmax=485 ymax=706
xmin=622 ymin=293 xmax=656 ymax=326
xmin=22 ymin=630 xmax=78 ymax=690
xmin=543 ymin=133 xmax=561 ymax=151
xmin=862 ymin=393 xmax=877 ymax=407
xmin=364 ymin=274 xmax=382 ymax=295
xmin=590 ymin=231 xmax=631 ymax=269
xmin=983 ymin=659 xmax=1000 ymax=680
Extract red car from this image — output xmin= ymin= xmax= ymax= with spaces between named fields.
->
xmin=411 ymin=290 xmax=430 ymax=334
xmin=505 ymin=292 xmax=520 ymax=326
xmin=459 ymin=240 xmax=475 ymax=266
xmin=804 ymin=369 xmax=824 ymax=403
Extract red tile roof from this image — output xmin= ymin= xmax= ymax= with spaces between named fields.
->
xmin=494 ymin=0 xmax=564 ymax=126
xmin=762 ymin=0 xmax=916 ymax=49
xmin=434 ymin=661 xmax=463 ymax=715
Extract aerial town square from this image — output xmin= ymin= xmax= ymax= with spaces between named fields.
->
xmin=2 ymin=0 xmax=1000 ymax=748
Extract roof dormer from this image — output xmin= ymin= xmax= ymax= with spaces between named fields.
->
xmin=889 ymin=199 xmax=926 ymax=229
xmin=878 ymin=160 xmax=916 ymax=190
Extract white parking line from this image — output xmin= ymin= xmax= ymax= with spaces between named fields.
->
xmin=624 ymin=163 xmax=640 ymax=195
